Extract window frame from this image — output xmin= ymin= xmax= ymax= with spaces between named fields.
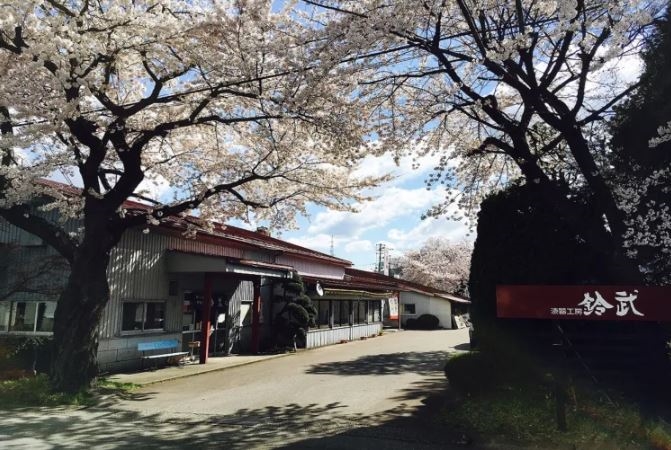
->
xmin=403 ymin=303 xmax=417 ymax=315
xmin=0 ymin=300 xmax=57 ymax=335
xmin=120 ymin=299 xmax=167 ymax=335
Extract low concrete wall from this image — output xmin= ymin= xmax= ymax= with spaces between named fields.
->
xmin=97 ymin=332 xmax=182 ymax=373
xmin=306 ymin=323 xmax=382 ymax=349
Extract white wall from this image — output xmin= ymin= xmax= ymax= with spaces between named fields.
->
xmin=399 ymin=291 xmax=452 ymax=329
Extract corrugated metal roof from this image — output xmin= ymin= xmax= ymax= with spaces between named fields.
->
xmin=35 ymin=179 xmax=352 ymax=266
xmin=343 ymin=268 xmax=471 ymax=304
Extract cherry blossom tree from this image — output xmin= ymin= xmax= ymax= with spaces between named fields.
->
xmin=395 ymin=238 xmax=471 ymax=296
xmin=610 ymin=4 xmax=671 ymax=283
xmin=0 ymin=1 xmax=385 ymax=392
xmin=305 ymin=0 xmax=666 ymax=281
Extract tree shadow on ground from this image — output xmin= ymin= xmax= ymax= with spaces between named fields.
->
xmin=305 ymin=351 xmax=451 ymax=376
xmin=0 ymin=396 xmax=466 ymax=450
xmin=277 ymin=380 xmax=468 ymax=449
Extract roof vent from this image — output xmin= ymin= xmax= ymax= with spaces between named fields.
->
xmin=256 ymin=226 xmax=270 ymax=237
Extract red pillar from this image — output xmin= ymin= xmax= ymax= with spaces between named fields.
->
xmin=251 ymin=278 xmax=261 ymax=354
xmin=199 ymin=272 xmax=213 ymax=364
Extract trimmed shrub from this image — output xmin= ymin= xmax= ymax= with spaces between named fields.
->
xmin=416 ymin=314 xmax=440 ymax=329
xmin=405 ymin=314 xmax=439 ymax=330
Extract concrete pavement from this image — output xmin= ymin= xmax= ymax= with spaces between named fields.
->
xmin=0 ymin=329 xmax=471 ymax=449
xmin=109 ymin=353 xmax=290 ymax=386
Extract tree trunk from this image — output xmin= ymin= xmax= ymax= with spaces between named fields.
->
xmin=50 ymin=217 xmax=116 ymax=393
xmin=50 ymin=251 xmax=110 ymax=392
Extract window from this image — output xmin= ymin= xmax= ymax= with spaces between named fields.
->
xmin=403 ymin=303 xmax=416 ymax=315
xmin=358 ymin=300 xmax=368 ymax=324
xmin=122 ymin=301 xmax=165 ymax=332
xmin=352 ymin=300 xmax=367 ymax=325
xmin=371 ymin=300 xmax=382 ymax=322
xmin=332 ymin=301 xmax=341 ymax=326
xmin=0 ymin=301 xmax=56 ymax=333
xmin=315 ymin=300 xmax=330 ymax=328
xmin=331 ymin=301 xmax=351 ymax=327
xmin=341 ymin=301 xmax=351 ymax=326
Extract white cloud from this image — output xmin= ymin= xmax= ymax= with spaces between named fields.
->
xmin=344 ymin=239 xmax=374 ymax=254
xmin=307 ymin=186 xmax=450 ymax=237
xmin=387 ymin=216 xmax=472 ymax=253
xmin=352 ymin=152 xmax=444 ymax=187
xmin=137 ymin=174 xmax=172 ymax=202
xmin=286 ymin=233 xmax=333 ymax=252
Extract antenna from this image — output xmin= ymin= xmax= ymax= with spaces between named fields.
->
xmin=330 ymin=235 xmax=335 ymax=256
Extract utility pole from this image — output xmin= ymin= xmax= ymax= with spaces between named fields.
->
xmin=375 ymin=243 xmax=390 ymax=275
xmin=330 ymin=235 xmax=334 ymax=256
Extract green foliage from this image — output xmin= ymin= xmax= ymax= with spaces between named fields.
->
xmin=285 ymin=303 xmax=310 ymax=331
xmin=0 ymin=375 xmax=94 ymax=408
xmin=405 ymin=314 xmax=440 ymax=330
xmin=468 ymin=183 xmax=610 ymax=328
xmin=416 ymin=314 xmax=440 ymax=329
xmin=0 ymin=375 xmax=138 ymax=409
xmin=442 ymin=342 xmax=671 ymax=448
xmin=0 ymin=336 xmax=52 ymax=373
xmin=272 ymin=274 xmax=316 ymax=348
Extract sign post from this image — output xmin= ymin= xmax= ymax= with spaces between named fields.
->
xmin=496 ymin=285 xmax=671 ymax=432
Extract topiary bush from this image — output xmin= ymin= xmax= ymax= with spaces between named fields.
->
xmin=416 ymin=314 xmax=440 ymax=329
xmin=404 ymin=318 xmax=418 ymax=329
xmin=405 ymin=315 xmax=440 ymax=330
xmin=271 ymin=273 xmax=316 ymax=350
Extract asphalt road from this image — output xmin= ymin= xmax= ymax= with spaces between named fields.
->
xmin=1 ymin=329 xmax=470 ymax=449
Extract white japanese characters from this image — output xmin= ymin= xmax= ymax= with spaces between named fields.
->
xmin=549 ymin=290 xmax=645 ymax=318
xmin=614 ymin=290 xmax=644 ymax=317
xmin=578 ymin=292 xmax=615 ymax=316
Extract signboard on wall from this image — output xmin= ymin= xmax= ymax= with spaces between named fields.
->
xmin=496 ymin=285 xmax=671 ymax=321
xmin=387 ymin=296 xmax=399 ymax=320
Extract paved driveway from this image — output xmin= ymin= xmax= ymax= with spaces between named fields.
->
xmin=0 ymin=329 xmax=470 ymax=449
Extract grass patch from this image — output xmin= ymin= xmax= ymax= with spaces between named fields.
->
xmin=0 ymin=375 xmax=95 ymax=408
xmin=443 ymin=351 xmax=671 ymax=449
xmin=0 ymin=375 xmax=139 ymax=409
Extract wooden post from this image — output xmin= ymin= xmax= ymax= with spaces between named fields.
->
xmin=199 ymin=272 xmax=213 ymax=364
xmin=251 ymin=278 xmax=261 ymax=354
xmin=552 ymin=320 xmax=568 ymax=431
xmin=555 ymin=379 xmax=568 ymax=431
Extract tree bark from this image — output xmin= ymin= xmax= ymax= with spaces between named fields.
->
xmin=49 ymin=209 xmax=120 ymax=393
xmin=50 ymin=249 xmax=110 ymax=392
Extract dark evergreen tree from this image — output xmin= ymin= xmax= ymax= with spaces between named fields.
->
xmin=272 ymin=274 xmax=316 ymax=350
xmin=468 ymin=183 xmax=611 ymax=329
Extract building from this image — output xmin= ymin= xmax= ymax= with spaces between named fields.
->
xmin=0 ymin=181 xmax=468 ymax=373
xmin=340 ymin=269 xmax=470 ymax=329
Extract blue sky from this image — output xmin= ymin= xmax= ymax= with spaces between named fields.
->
xmin=273 ymin=152 xmax=472 ymax=270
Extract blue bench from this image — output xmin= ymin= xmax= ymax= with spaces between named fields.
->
xmin=138 ymin=339 xmax=188 ymax=368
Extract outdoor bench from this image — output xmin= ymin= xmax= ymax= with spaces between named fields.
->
xmin=138 ymin=339 xmax=188 ymax=369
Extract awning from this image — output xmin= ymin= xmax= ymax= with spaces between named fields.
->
xmin=322 ymin=288 xmax=393 ymax=300
xmin=435 ymin=293 xmax=471 ymax=304
xmin=165 ymin=251 xmax=291 ymax=278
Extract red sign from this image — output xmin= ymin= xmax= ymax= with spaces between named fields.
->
xmin=496 ymin=285 xmax=671 ymax=321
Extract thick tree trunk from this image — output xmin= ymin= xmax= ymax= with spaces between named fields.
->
xmin=49 ymin=209 xmax=119 ymax=393
xmin=50 ymin=249 xmax=111 ymax=393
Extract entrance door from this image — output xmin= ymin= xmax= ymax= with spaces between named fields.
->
xmin=181 ymin=291 xmax=230 ymax=356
